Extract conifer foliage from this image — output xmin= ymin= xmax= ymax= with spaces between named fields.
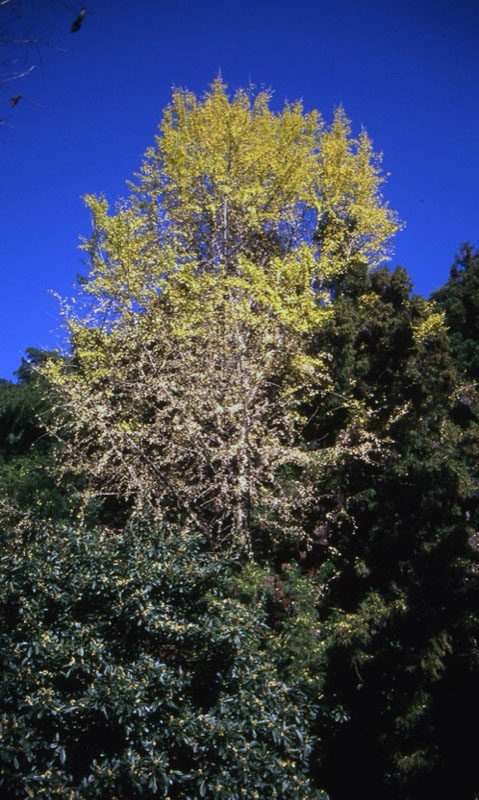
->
xmin=432 ymin=242 xmax=479 ymax=381
xmin=306 ymin=264 xmax=479 ymax=798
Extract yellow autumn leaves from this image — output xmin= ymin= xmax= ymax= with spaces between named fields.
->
xmin=45 ymin=78 xmax=401 ymax=551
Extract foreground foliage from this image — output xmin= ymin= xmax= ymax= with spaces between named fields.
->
xmin=0 ymin=523 xmax=326 ymax=799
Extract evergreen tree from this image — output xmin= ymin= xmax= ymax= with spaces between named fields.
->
xmin=0 ymin=348 xmax=66 ymax=525
xmin=307 ymin=263 xmax=479 ymax=798
xmin=432 ymin=242 xmax=479 ymax=381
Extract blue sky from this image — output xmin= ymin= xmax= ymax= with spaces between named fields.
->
xmin=1 ymin=0 xmax=478 ymax=379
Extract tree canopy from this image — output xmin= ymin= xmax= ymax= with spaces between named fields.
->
xmin=1 ymin=81 xmax=478 ymax=799
xmin=432 ymin=242 xmax=479 ymax=382
xmin=45 ymin=78 xmax=400 ymax=553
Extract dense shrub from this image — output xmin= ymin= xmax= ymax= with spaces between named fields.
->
xmin=0 ymin=522 xmax=326 ymax=799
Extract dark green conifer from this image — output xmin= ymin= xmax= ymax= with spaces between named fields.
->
xmin=306 ymin=263 xmax=479 ymax=799
xmin=432 ymin=243 xmax=479 ymax=381
xmin=0 ymin=348 xmax=66 ymax=524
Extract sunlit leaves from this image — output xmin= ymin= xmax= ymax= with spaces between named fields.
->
xmin=45 ymin=80 xmax=399 ymax=552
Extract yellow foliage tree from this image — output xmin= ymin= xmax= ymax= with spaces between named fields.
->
xmin=45 ymin=79 xmax=400 ymax=552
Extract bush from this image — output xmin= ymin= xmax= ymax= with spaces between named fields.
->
xmin=0 ymin=522 xmax=326 ymax=799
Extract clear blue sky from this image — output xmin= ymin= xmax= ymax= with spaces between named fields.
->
xmin=1 ymin=0 xmax=478 ymax=379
